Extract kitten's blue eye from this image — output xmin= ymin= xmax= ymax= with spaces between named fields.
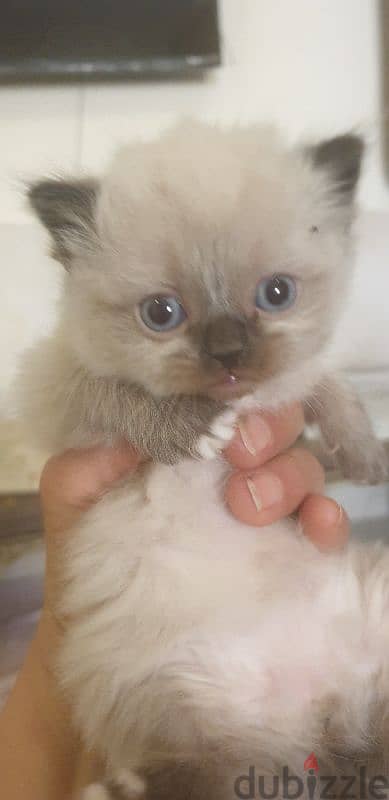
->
xmin=139 ymin=295 xmax=187 ymax=332
xmin=255 ymin=275 xmax=297 ymax=312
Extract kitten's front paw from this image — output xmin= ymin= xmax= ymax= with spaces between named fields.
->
xmin=336 ymin=439 xmax=388 ymax=485
xmin=196 ymin=409 xmax=238 ymax=460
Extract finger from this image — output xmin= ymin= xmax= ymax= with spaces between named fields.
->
xmin=224 ymin=403 xmax=305 ymax=470
xmin=40 ymin=440 xmax=140 ymax=537
xmin=298 ymin=494 xmax=350 ymax=552
xmin=225 ymin=447 xmax=325 ymax=527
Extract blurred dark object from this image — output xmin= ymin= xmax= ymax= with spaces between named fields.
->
xmin=0 ymin=0 xmax=220 ymax=81
xmin=0 ymin=493 xmax=41 ymax=540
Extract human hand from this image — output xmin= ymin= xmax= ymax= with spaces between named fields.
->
xmin=225 ymin=403 xmax=349 ymax=551
xmin=0 ymin=442 xmax=141 ymax=800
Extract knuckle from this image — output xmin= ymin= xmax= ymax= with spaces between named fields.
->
xmin=293 ymin=404 xmax=306 ymax=436
xmin=269 ymin=403 xmax=305 ymax=449
xmin=284 ymin=401 xmax=305 ymax=432
xmin=280 ymin=447 xmax=325 ymax=491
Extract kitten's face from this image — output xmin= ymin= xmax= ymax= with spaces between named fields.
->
xmin=30 ymin=124 xmax=362 ymax=400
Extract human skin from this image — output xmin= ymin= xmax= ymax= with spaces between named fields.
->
xmin=0 ymin=406 xmax=349 ymax=799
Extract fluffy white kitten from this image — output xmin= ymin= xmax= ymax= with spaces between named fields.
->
xmin=18 ymin=123 xmax=389 ymax=799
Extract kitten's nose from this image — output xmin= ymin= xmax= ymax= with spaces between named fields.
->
xmin=203 ymin=315 xmax=249 ymax=369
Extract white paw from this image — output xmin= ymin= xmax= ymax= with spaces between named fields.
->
xmin=113 ymin=769 xmax=146 ymax=798
xmin=197 ymin=410 xmax=237 ymax=460
xmin=82 ymin=785 xmax=110 ymax=800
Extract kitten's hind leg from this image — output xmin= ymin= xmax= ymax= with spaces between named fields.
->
xmin=108 ymin=769 xmax=146 ymax=799
xmin=82 ymin=770 xmax=146 ymax=800
xmin=82 ymin=785 xmax=111 ymax=800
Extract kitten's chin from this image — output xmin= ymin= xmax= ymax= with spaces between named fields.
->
xmin=206 ymin=375 xmax=256 ymax=401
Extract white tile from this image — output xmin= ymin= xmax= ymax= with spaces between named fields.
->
xmin=0 ymin=86 xmax=82 ymax=224
xmin=81 ymin=61 xmax=351 ymax=173
xmin=80 ymin=0 xmax=389 ymax=210
xmin=221 ymin=0 xmax=377 ymax=76
xmin=80 ymin=68 xmax=242 ymax=172
xmin=329 ymin=211 xmax=389 ymax=371
xmin=0 ymin=222 xmax=62 ymax=411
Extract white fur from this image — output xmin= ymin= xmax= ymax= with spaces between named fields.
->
xmin=63 ymin=449 xmax=389 ymax=796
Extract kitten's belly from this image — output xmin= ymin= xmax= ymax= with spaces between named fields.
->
xmin=61 ymin=457 xmax=389 ymax=751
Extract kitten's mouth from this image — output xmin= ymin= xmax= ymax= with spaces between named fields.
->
xmin=207 ymin=372 xmax=255 ymax=400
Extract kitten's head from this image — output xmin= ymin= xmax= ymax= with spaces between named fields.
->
xmin=28 ymin=123 xmax=363 ymax=401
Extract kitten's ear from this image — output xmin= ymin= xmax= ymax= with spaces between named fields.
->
xmin=27 ymin=178 xmax=99 ymax=269
xmin=308 ymin=134 xmax=364 ymax=203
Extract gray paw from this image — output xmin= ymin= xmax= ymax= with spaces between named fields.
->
xmin=335 ymin=440 xmax=388 ymax=485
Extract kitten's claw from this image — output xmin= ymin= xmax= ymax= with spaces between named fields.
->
xmin=197 ymin=410 xmax=237 ymax=460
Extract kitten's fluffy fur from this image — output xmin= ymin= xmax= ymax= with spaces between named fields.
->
xmin=19 ymin=123 xmax=389 ymax=798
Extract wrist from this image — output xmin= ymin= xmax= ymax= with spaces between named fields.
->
xmin=0 ymin=615 xmax=82 ymax=799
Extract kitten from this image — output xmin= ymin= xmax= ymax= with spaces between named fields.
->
xmin=18 ymin=123 xmax=388 ymax=799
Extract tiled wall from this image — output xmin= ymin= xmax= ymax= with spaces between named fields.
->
xmin=1 ymin=0 xmax=388 ymax=408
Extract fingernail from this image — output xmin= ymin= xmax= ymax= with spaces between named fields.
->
xmin=246 ymin=473 xmax=283 ymax=513
xmin=238 ymin=416 xmax=272 ymax=456
xmin=321 ymin=499 xmax=344 ymax=527
xmin=246 ymin=478 xmax=262 ymax=510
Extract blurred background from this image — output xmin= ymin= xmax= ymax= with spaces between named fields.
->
xmin=0 ymin=0 xmax=388 ymax=700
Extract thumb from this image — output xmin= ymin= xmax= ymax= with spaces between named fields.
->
xmin=40 ymin=440 xmax=140 ymax=539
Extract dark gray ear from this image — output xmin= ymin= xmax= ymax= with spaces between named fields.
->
xmin=28 ymin=178 xmax=99 ymax=268
xmin=308 ymin=134 xmax=364 ymax=202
